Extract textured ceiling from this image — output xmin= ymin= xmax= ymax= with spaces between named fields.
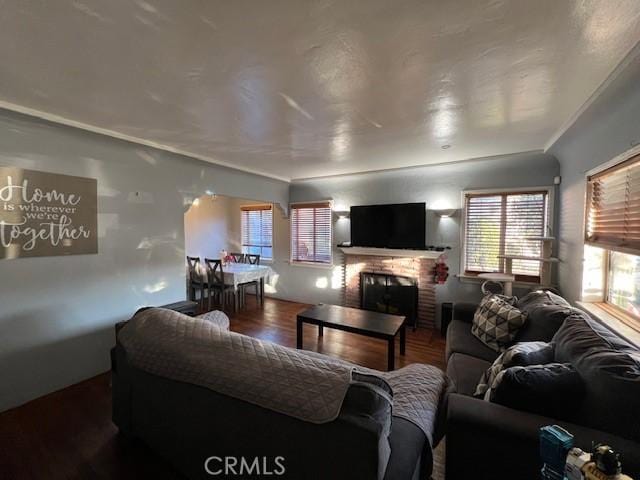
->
xmin=1 ymin=0 xmax=640 ymax=181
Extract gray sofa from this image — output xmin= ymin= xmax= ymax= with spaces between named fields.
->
xmin=111 ymin=309 xmax=448 ymax=480
xmin=445 ymin=291 xmax=640 ymax=479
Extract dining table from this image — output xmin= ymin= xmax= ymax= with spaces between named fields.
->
xmin=219 ymin=262 xmax=274 ymax=306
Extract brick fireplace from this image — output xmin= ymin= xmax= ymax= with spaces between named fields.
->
xmin=343 ymin=253 xmax=438 ymax=328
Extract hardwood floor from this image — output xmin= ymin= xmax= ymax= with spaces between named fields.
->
xmin=0 ymin=297 xmax=446 ymax=480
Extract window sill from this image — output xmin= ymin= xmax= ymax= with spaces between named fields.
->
xmin=288 ymin=260 xmax=334 ymax=270
xmin=456 ymin=274 xmax=541 ymax=287
xmin=577 ymin=301 xmax=640 ymax=348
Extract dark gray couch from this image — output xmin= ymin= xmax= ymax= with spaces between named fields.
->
xmin=445 ymin=291 xmax=640 ymax=480
xmin=111 ymin=318 xmax=447 ymax=480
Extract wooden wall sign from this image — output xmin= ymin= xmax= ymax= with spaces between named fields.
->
xmin=0 ymin=166 xmax=98 ymax=259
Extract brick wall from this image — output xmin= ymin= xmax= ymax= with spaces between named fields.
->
xmin=343 ymin=255 xmax=436 ymax=328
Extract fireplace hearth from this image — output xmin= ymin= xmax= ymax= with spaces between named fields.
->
xmin=343 ymin=253 xmax=436 ymax=328
xmin=360 ymin=272 xmax=418 ymax=328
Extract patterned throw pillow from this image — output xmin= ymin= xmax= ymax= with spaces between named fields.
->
xmin=474 ymin=341 xmax=554 ymax=397
xmin=472 ymin=295 xmax=528 ymax=352
xmin=494 ymin=294 xmax=518 ymax=306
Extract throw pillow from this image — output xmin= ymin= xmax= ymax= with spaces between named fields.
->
xmin=515 ymin=290 xmax=576 ymax=342
xmin=489 ymin=293 xmax=518 ymax=306
xmin=474 ymin=341 xmax=554 ymax=397
xmin=472 ymin=295 xmax=528 ymax=352
xmin=197 ymin=310 xmax=230 ymax=331
xmin=487 ymin=363 xmax=584 ymax=420
xmin=552 ymin=313 xmax=640 ymax=443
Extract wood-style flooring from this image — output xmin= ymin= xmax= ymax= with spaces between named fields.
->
xmin=0 ymin=297 xmax=446 ymax=480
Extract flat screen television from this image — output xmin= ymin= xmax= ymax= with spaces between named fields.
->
xmin=350 ymin=202 xmax=426 ymax=249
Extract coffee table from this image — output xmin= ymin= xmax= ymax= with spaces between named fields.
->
xmin=296 ymin=304 xmax=406 ymax=371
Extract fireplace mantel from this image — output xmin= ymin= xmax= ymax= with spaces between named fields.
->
xmin=340 ymin=246 xmax=443 ymax=260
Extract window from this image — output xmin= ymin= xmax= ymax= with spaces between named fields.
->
xmin=290 ymin=201 xmax=332 ymax=265
xmin=608 ymin=251 xmax=640 ymax=318
xmin=241 ymin=204 xmax=272 ymax=260
xmin=463 ymin=190 xmax=549 ymax=282
xmin=584 ymin=152 xmax=640 ymax=327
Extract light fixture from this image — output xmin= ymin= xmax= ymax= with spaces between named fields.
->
xmin=205 ymin=189 xmax=218 ymax=201
xmin=441 ymin=144 xmax=451 ymax=150
xmin=432 ymin=208 xmax=457 ymax=218
xmin=334 ymin=210 xmax=350 ymax=219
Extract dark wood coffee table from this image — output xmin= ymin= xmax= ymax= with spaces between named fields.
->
xmin=296 ymin=304 xmax=406 ymax=371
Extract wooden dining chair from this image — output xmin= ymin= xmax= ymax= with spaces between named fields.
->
xmin=186 ymin=256 xmax=206 ymax=311
xmin=246 ymin=254 xmax=260 ymax=265
xmin=204 ymin=258 xmax=236 ymax=312
xmin=230 ymin=252 xmax=245 ymax=263
xmin=239 ymin=254 xmax=261 ymax=306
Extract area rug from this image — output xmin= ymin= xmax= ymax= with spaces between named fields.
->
xmin=432 ymin=439 xmax=445 ymax=480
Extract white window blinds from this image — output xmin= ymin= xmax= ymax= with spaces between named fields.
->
xmin=464 ymin=191 xmax=548 ymax=281
xmin=290 ymin=202 xmax=332 ymax=264
xmin=241 ymin=205 xmax=272 ymax=259
xmin=586 ymin=154 xmax=640 ymax=254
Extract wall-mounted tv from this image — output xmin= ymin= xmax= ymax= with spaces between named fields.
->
xmin=350 ymin=202 xmax=426 ymax=249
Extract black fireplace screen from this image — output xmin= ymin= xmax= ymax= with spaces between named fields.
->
xmin=360 ymin=272 xmax=418 ymax=328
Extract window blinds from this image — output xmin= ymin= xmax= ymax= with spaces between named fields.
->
xmin=465 ymin=191 xmax=548 ymax=280
xmin=586 ymin=154 xmax=640 ymax=254
xmin=241 ymin=205 xmax=272 ymax=255
xmin=290 ymin=202 xmax=332 ymax=264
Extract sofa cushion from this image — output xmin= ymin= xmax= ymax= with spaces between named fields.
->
xmin=517 ymin=290 xmax=570 ymax=310
xmin=384 ymin=417 xmax=429 ymax=480
xmin=446 ymin=320 xmax=499 ymax=363
xmin=446 ymin=353 xmax=492 ymax=396
xmin=487 ymin=363 xmax=584 ymax=420
xmin=553 ymin=313 xmax=640 ymax=442
xmin=515 ymin=291 xmax=575 ymax=342
xmin=472 ymin=295 xmax=528 ymax=352
xmin=475 ymin=341 xmax=555 ymax=397
xmin=452 ymin=302 xmax=479 ymax=323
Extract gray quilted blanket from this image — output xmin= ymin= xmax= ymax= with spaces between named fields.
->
xmin=381 ymin=364 xmax=448 ymax=445
xmin=118 ymin=308 xmax=447 ymax=441
xmin=119 ymin=308 xmax=358 ymax=423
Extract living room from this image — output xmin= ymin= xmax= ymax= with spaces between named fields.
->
xmin=1 ymin=2 xmax=640 ymax=479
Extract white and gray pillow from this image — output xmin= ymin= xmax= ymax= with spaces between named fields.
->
xmin=475 ymin=341 xmax=554 ymax=398
xmin=471 ymin=295 xmax=528 ymax=352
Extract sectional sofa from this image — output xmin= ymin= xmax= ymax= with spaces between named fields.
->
xmin=445 ymin=291 xmax=640 ymax=479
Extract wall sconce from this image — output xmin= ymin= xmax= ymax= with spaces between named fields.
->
xmin=205 ymin=189 xmax=218 ymax=201
xmin=334 ymin=210 xmax=350 ymax=219
xmin=432 ymin=208 xmax=457 ymax=218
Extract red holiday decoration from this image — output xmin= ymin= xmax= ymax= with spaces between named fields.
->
xmin=434 ymin=256 xmax=449 ymax=284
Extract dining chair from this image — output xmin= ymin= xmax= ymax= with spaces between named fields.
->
xmin=230 ymin=252 xmax=245 ymax=263
xmin=204 ymin=258 xmax=236 ymax=312
xmin=186 ymin=256 xmax=206 ymax=311
xmin=239 ymin=254 xmax=261 ymax=306
xmin=246 ymin=254 xmax=260 ymax=265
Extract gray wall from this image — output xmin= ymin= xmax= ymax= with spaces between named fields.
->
xmin=184 ymin=195 xmax=233 ymax=260
xmin=548 ymin=51 xmax=640 ymax=304
xmin=184 ymin=195 xmax=267 ymax=260
xmin=0 ymin=109 xmax=288 ymax=412
xmin=270 ymin=152 xmax=559 ymax=325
